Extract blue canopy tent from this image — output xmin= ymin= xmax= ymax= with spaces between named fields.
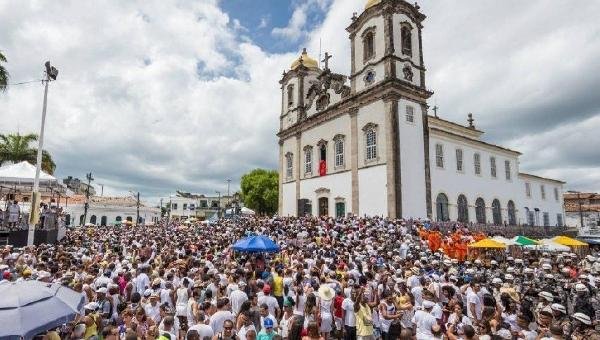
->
xmin=0 ymin=281 xmax=84 ymax=339
xmin=232 ymin=235 xmax=280 ymax=253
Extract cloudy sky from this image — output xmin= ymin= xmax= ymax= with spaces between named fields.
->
xmin=1 ymin=0 xmax=599 ymax=204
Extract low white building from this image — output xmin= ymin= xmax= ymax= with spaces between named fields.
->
xmin=277 ymin=0 xmax=566 ymax=226
xmin=61 ymin=196 xmax=160 ymax=226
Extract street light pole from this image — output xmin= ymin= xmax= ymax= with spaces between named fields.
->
xmin=136 ymin=192 xmax=140 ymax=226
xmin=82 ymin=172 xmax=94 ymax=226
xmin=216 ymin=190 xmax=221 ymax=218
xmin=27 ymin=61 xmax=58 ymax=246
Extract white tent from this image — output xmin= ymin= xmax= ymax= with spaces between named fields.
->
xmin=241 ymin=207 xmax=255 ymax=215
xmin=492 ymin=236 xmax=517 ymax=246
xmin=0 ymin=161 xmax=57 ymax=183
xmin=526 ymin=238 xmax=570 ymax=252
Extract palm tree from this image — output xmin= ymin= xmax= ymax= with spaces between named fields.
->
xmin=0 ymin=133 xmax=56 ymax=174
xmin=0 ymin=50 xmax=8 ymax=92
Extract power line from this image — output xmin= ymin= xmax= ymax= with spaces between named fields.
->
xmin=5 ymin=79 xmax=44 ymax=86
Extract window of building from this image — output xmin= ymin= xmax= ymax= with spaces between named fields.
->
xmin=285 ymin=153 xmax=293 ymax=179
xmin=183 ymin=203 xmax=188 ymax=210
xmin=525 ymin=182 xmax=531 ymax=197
xmin=457 ymin=194 xmax=468 ymax=223
xmin=554 ymin=187 xmax=559 ymax=201
xmin=543 ymin=212 xmax=550 ymax=226
xmin=455 ymin=148 xmax=463 ymax=172
xmin=400 ymin=24 xmax=412 ymax=56
xmin=171 ymin=203 xmax=178 ymax=210
xmin=504 ymin=160 xmax=511 ymax=180
xmin=189 ymin=204 xmax=195 ymax=210
xmin=541 ymin=185 xmax=546 ymax=200
xmin=200 ymin=200 xmax=208 ymax=208
xmin=362 ymin=28 xmax=376 ymax=62
xmin=405 ymin=105 xmax=414 ymax=123
xmin=474 ymin=153 xmax=481 ymax=175
xmin=366 ymin=128 xmax=377 ymax=161
xmin=490 ymin=156 xmax=497 ymax=178
xmin=304 ymin=146 xmax=312 ymax=175
xmin=287 ymin=84 xmax=294 ymax=107
xmin=435 ymin=143 xmax=444 ymax=168
xmin=334 ymin=136 xmax=344 ymax=168
xmin=557 ymin=213 xmax=563 ymax=226
xmin=211 ymin=201 xmax=219 ymax=208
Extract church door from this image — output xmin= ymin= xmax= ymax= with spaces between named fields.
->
xmin=318 ymin=197 xmax=329 ymax=216
xmin=335 ymin=202 xmax=345 ymax=218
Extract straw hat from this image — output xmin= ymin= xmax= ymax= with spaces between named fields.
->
xmin=318 ymin=285 xmax=334 ymax=301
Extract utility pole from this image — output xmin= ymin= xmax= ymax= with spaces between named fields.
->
xmin=167 ymin=196 xmax=172 ymax=223
xmin=27 ymin=61 xmax=58 ymax=246
xmin=136 ymin=192 xmax=140 ymax=226
xmin=216 ymin=190 xmax=221 ymax=218
xmin=227 ymin=179 xmax=231 ymax=208
xmin=98 ymin=183 xmax=104 ymax=196
xmin=83 ymin=172 xmax=94 ymax=226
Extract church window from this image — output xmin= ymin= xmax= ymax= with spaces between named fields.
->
xmin=304 ymin=146 xmax=313 ymax=175
xmin=405 ymin=105 xmax=414 ymax=123
xmin=557 ymin=213 xmax=563 ymax=226
xmin=366 ymin=128 xmax=377 ymax=161
xmin=334 ymin=135 xmax=345 ymax=168
xmin=525 ymin=182 xmax=531 ymax=198
xmin=541 ymin=185 xmax=546 ymax=199
xmin=285 ymin=153 xmax=293 ymax=179
xmin=362 ymin=28 xmax=376 ymax=62
xmin=475 ymin=198 xmax=486 ymax=224
xmin=401 ymin=24 xmax=413 ymax=56
xmin=490 ymin=156 xmax=497 ymax=178
xmin=473 ymin=153 xmax=481 ymax=175
xmin=435 ymin=143 xmax=444 ymax=168
xmin=504 ymin=160 xmax=511 ymax=180
xmin=455 ymin=148 xmax=463 ymax=172
xmin=554 ymin=187 xmax=559 ymax=201
xmin=507 ymin=200 xmax=516 ymax=225
xmin=457 ymin=194 xmax=468 ymax=223
xmin=287 ymin=84 xmax=294 ymax=107
xmin=492 ymin=199 xmax=502 ymax=225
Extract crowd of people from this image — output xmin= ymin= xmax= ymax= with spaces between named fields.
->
xmin=1 ymin=215 xmax=600 ymax=340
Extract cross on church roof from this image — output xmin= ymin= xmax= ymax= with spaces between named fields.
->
xmin=432 ymin=105 xmax=438 ymax=117
xmin=322 ymin=52 xmax=332 ymax=70
xmin=468 ymin=113 xmax=475 ymax=128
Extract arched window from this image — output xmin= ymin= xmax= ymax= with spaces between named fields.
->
xmin=90 ymin=215 xmax=97 ymax=224
xmin=303 ymin=146 xmax=312 ymax=175
xmin=287 ymin=84 xmax=294 ymax=107
xmin=492 ymin=199 xmax=502 ymax=225
xmin=401 ymin=25 xmax=412 ymax=56
xmin=362 ymin=27 xmax=376 ymax=62
xmin=435 ymin=193 xmax=449 ymax=222
xmin=475 ymin=198 xmax=486 ymax=224
xmin=365 ymin=127 xmax=377 ymax=161
xmin=126 ymin=216 xmax=133 ymax=222
xmin=507 ymin=200 xmax=516 ymax=225
xmin=457 ymin=195 xmax=469 ymax=223
xmin=79 ymin=214 xmax=84 ymax=225
xmin=101 ymin=216 xmax=107 ymax=226
xmin=65 ymin=214 xmax=71 ymax=226
xmin=334 ymin=135 xmax=345 ymax=168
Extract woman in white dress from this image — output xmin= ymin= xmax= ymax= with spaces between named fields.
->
xmin=176 ymin=278 xmax=190 ymax=331
xmin=318 ymin=285 xmax=334 ymax=339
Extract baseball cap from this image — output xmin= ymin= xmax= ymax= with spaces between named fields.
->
xmin=264 ymin=317 xmax=274 ymax=328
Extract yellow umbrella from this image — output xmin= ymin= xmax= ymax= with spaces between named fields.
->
xmin=552 ymin=236 xmax=588 ymax=246
xmin=468 ymin=238 xmax=507 ymax=249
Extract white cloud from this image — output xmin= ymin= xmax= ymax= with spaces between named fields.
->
xmin=271 ymin=0 xmax=332 ymax=42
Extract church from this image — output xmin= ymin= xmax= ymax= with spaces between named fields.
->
xmin=277 ymin=0 xmax=565 ymax=226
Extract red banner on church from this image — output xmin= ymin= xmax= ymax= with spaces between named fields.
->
xmin=319 ymin=160 xmax=327 ymax=176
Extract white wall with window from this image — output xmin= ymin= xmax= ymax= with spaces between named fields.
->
xmin=518 ymin=173 xmax=565 ymax=226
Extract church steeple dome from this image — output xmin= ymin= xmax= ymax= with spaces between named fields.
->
xmin=290 ymin=48 xmax=320 ymax=71
xmin=364 ymin=0 xmax=381 ymax=10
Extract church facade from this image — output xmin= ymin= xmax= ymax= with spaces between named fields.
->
xmin=277 ymin=0 xmax=565 ymax=226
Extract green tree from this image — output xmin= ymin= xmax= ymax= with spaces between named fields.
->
xmin=0 ymin=50 xmax=8 ymax=92
xmin=240 ymin=168 xmax=279 ymax=215
xmin=0 ymin=133 xmax=56 ymax=174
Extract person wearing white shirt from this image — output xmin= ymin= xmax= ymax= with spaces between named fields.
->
xmin=412 ymin=300 xmax=438 ymax=340
xmin=465 ymin=283 xmax=482 ymax=323
xmin=341 ymin=290 xmax=356 ymax=340
xmin=230 ymin=284 xmax=249 ymax=316
xmin=209 ymin=298 xmax=235 ymax=334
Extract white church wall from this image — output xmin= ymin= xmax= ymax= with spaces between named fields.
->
xmin=281 ymin=182 xmax=296 ymax=216
xmin=395 ymin=60 xmax=421 ymax=86
xmin=518 ymin=175 xmax=565 ymax=226
xmin=357 ymin=100 xmax=387 ymax=167
xmin=398 ymin=99 xmax=427 ymax=218
xmin=358 ymin=164 xmax=387 ymax=217
xmin=353 ymin=15 xmax=386 ymax=93
xmin=392 ymin=13 xmax=421 ymax=66
xmin=355 ymin=62 xmax=386 ymax=93
xmin=299 ymin=171 xmax=352 ymax=216
xmin=281 ymin=137 xmax=297 ymax=182
xmin=429 ymin=133 xmax=522 ymax=224
xmin=301 ymin=114 xmax=352 ymax=176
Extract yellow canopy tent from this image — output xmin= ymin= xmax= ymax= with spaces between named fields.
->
xmin=468 ymin=238 xmax=507 ymax=248
xmin=553 ymin=236 xmax=588 ymax=246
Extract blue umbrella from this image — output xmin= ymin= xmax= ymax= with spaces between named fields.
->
xmin=232 ymin=235 xmax=280 ymax=253
xmin=0 ymin=281 xmax=84 ymax=339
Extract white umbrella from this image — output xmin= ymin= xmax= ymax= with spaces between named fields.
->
xmin=525 ymin=239 xmax=570 ymax=252
xmin=0 ymin=281 xmax=84 ymax=339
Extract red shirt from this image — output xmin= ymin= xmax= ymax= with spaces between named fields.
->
xmin=334 ymin=295 xmax=344 ymax=318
